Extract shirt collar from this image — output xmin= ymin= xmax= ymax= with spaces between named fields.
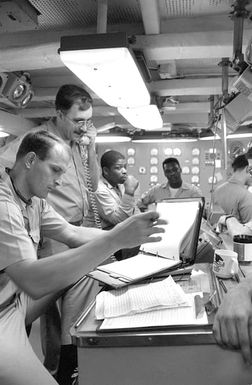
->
xmin=162 ymin=181 xmax=189 ymax=190
xmin=101 ymin=176 xmax=121 ymax=191
xmin=6 ymin=168 xmax=32 ymax=206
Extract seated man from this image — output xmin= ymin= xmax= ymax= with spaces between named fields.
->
xmin=214 ymin=154 xmax=252 ymax=223
xmin=93 ymin=150 xmax=140 ymax=260
xmin=137 ymin=157 xmax=202 ymax=212
xmin=0 ymin=130 xmax=165 ymax=385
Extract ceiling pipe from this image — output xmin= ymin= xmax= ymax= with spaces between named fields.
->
xmin=230 ymin=0 xmax=250 ymax=72
xmin=218 ymin=58 xmax=231 ymax=105
xmin=97 ymin=0 xmax=108 ymax=34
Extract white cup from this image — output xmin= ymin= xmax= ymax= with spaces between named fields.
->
xmin=213 ymin=249 xmax=239 ymax=278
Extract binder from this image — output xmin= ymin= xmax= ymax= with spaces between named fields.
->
xmin=88 ymin=197 xmax=204 ymax=288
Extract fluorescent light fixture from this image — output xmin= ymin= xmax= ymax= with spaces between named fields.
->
xmin=0 ymin=131 xmax=9 ymax=138
xmin=132 ymin=137 xmax=198 ymax=143
xmin=59 ymin=33 xmax=150 ymax=108
xmin=226 ymin=132 xmax=252 ymax=138
xmin=95 ymin=135 xmax=131 ymax=143
xmin=118 ymin=105 xmax=163 ymax=130
xmin=199 ymin=135 xmax=221 ymax=141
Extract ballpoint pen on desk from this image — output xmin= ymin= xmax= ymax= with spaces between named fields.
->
xmin=234 ymin=273 xmax=240 ymax=283
xmin=218 ymin=279 xmax=228 ymax=294
xmin=239 ymin=265 xmax=246 ymax=278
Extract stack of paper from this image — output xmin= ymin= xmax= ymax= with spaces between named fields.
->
xmin=95 ymin=277 xmax=209 ymax=331
xmin=95 ymin=276 xmax=190 ymax=320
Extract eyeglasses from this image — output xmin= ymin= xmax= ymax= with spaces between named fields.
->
xmin=64 ymin=115 xmax=91 ymax=128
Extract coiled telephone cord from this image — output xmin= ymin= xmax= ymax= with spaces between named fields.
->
xmin=80 ymin=144 xmax=102 ymax=229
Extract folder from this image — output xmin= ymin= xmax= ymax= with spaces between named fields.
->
xmin=88 ymin=197 xmax=204 ymax=288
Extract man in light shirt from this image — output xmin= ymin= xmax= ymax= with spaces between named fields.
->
xmin=0 ymin=129 xmax=165 ymax=385
xmin=0 ymin=84 xmax=100 ymax=383
xmin=214 ymin=154 xmax=252 ymax=224
xmin=94 ymin=150 xmax=140 ymax=260
xmin=137 ymin=157 xmax=202 ymax=212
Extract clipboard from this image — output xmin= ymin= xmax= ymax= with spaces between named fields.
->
xmin=88 ymin=197 xmax=204 ymax=289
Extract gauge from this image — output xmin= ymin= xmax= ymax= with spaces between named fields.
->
xmin=164 ymin=147 xmax=173 ymax=156
xmin=182 ymin=166 xmax=190 ymax=174
xmin=192 ymin=166 xmax=199 ymax=175
xmin=150 ymin=148 xmax=158 ymax=156
xmin=150 ymin=166 xmax=158 ymax=174
xmin=173 ymin=148 xmax=181 ymax=156
xmin=127 ymin=157 xmax=135 ymax=165
xmin=150 ymin=157 xmax=158 ymax=165
xmin=191 ymin=176 xmax=199 ymax=184
xmin=192 ymin=148 xmax=200 ymax=156
xmin=127 ymin=148 xmax=135 ymax=156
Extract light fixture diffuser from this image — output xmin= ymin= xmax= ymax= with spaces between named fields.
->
xmin=226 ymin=132 xmax=252 ymax=138
xmin=118 ymin=105 xmax=163 ymax=130
xmin=59 ymin=33 xmax=150 ymax=108
xmin=95 ymin=134 xmax=131 ymax=143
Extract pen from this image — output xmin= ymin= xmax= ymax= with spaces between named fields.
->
xmin=239 ymin=265 xmax=246 ymax=278
xmin=218 ymin=279 xmax=228 ymax=294
xmin=234 ymin=273 xmax=240 ymax=283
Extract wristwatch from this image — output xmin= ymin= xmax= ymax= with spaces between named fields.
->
xmin=225 ymin=215 xmax=234 ymax=225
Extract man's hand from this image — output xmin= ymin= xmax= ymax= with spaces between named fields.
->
xmin=86 ymin=120 xmax=97 ymax=143
xmin=111 ymin=210 xmax=166 ymax=250
xmin=79 ymin=121 xmax=97 ymax=146
xmin=124 ymin=175 xmax=139 ymax=196
xmin=215 ymin=215 xmax=227 ymax=234
xmin=213 ymin=282 xmax=252 ymax=364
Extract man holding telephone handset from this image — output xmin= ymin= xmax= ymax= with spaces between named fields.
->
xmin=0 ymin=84 xmax=101 ymax=383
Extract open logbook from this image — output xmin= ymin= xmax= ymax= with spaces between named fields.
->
xmin=88 ymin=197 xmax=204 ymax=288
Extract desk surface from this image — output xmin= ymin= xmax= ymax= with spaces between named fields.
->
xmin=71 ymin=263 xmax=217 ymax=348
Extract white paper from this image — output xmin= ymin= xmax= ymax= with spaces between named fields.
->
xmin=142 ymin=200 xmax=199 ymax=260
xmin=95 ymin=276 xmax=190 ymax=320
xmin=99 ymin=292 xmax=208 ymax=330
xmin=96 ymin=253 xmax=180 ymax=281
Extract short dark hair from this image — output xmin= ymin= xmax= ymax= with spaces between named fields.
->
xmin=101 ymin=150 xmax=125 ymax=169
xmin=16 ymin=130 xmax=69 ymax=161
xmin=232 ymin=154 xmax=248 ymax=171
xmin=55 ymin=84 xmax=93 ymax=112
xmin=162 ymin=157 xmax=180 ymax=169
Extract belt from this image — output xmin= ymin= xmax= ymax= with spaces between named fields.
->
xmin=69 ymin=219 xmax=83 ymax=227
xmin=0 ymin=293 xmax=17 ymax=312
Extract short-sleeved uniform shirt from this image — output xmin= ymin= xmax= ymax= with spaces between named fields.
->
xmin=0 ymin=167 xmax=69 ymax=305
xmin=137 ymin=181 xmax=202 ymax=211
xmin=93 ymin=177 xmax=139 ymax=229
xmin=0 ymin=119 xmax=90 ymax=224
xmin=214 ymin=178 xmax=252 ymax=223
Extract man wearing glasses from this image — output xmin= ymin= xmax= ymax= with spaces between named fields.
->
xmin=214 ymin=154 xmax=252 ymax=224
xmin=137 ymin=157 xmax=202 ymax=212
xmin=0 ymin=84 xmax=100 ymax=384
